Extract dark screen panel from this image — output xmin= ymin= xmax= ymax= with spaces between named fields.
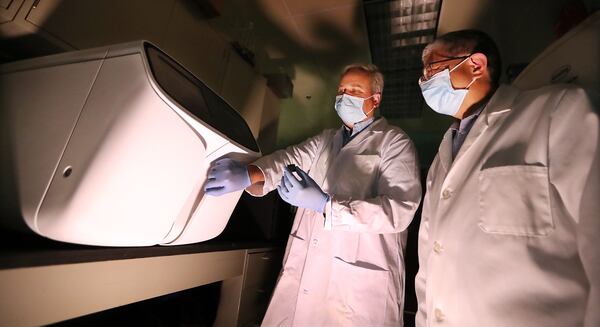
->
xmin=145 ymin=45 xmax=259 ymax=153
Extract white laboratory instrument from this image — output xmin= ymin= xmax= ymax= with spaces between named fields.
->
xmin=0 ymin=41 xmax=261 ymax=246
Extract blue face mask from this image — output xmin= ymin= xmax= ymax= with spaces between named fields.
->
xmin=334 ymin=93 xmax=375 ymax=126
xmin=418 ymin=57 xmax=475 ymax=116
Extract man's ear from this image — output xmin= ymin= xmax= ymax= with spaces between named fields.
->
xmin=469 ymin=52 xmax=488 ymax=78
xmin=372 ymin=92 xmax=382 ymax=108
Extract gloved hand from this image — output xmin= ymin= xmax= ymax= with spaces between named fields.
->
xmin=277 ymin=165 xmax=329 ymax=213
xmin=204 ymin=158 xmax=251 ymax=196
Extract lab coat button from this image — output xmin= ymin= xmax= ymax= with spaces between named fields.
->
xmin=434 ymin=308 xmax=445 ymax=322
xmin=433 ymin=241 xmax=443 ymax=254
xmin=312 ymin=239 xmax=318 ymax=246
xmin=441 ymin=189 xmax=451 ymax=199
xmin=303 ymin=289 xmax=309 ymax=295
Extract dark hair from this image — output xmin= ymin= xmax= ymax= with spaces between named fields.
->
xmin=431 ymin=29 xmax=502 ymax=85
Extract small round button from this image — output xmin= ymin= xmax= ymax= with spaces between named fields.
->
xmin=62 ymin=166 xmax=73 ymax=178
xmin=433 ymin=241 xmax=443 ymax=254
xmin=434 ymin=308 xmax=445 ymax=322
xmin=441 ymin=189 xmax=451 ymax=199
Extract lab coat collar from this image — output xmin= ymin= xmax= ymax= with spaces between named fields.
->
xmin=439 ymin=84 xmax=518 ymax=172
xmin=344 ymin=117 xmax=375 ymax=137
xmin=332 ymin=128 xmax=344 ymax=155
xmin=481 ymin=84 xmax=518 ymax=126
xmin=341 ymin=117 xmax=385 ymax=149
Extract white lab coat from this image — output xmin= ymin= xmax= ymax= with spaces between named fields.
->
xmin=416 ymin=84 xmax=600 ymax=327
xmin=247 ymin=118 xmax=422 ymax=327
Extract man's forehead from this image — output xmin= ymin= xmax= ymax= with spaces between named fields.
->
xmin=422 ymin=43 xmax=435 ymax=60
xmin=338 ymin=80 xmax=367 ymax=87
xmin=423 ymin=40 xmax=473 ymax=63
xmin=422 ymin=42 xmax=449 ymax=62
xmin=339 ymin=70 xmax=370 ymax=87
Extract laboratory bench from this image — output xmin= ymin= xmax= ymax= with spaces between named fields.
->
xmin=0 ymin=227 xmax=286 ymax=327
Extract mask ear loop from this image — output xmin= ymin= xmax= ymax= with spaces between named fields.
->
xmin=449 ymin=56 xmax=470 ymax=73
xmin=450 ymin=56 xmax=477 ymax=90
xmin=465 ymin=77 xmax=477 ymax=89
xmin=363 ymin=93 xmax=379 ymax=116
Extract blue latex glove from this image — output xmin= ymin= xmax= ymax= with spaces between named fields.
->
xmin=204 ymin=158 xmax=251 ymax=196
xmin=277 ymin=165 xmax=329 ymax=213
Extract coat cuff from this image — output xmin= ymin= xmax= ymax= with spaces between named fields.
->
xmin=323 ymin=194 xmax=352 ymax=231
xmin=244 ymin=163 xmax=269 ymax=197
xmin=324 ymin=194 xmax=333 ymax=230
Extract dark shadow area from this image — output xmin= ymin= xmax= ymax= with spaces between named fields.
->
xmin=401 ymin=168 xmax=427 ymax=327
xmin=0 ymin=70 xmax=29 ymax=235
xmin=51 ymin=282 xmax=221 ymax=327
xmin=217 ymin=191 xmax=293 ymax=243
xmin=0 ymin=33 xmax=70 ymax=63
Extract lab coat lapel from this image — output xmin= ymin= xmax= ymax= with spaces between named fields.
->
xmin=322 ymin=119 xmax=383 ymax=190
xmin=452 ymin=118 xmax=488 ymax=164
xmin=331 ymin=128 xmax=344 ymax=155
xmin=438 ymin=128 xmax=454 ymax=174
xmin=315 ymin=128 xmax=344 ymax=189
xmin=452 ymin=85 xmax=518 ymax=164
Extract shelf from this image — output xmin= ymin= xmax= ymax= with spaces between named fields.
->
xmin=0 ymin=230 xmax=282 ymax=326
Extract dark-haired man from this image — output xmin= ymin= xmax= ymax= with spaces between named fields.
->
xmin=415 ymin=29 xmax=599 ymax=326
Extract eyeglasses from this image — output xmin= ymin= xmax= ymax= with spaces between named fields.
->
xmin=421 ymin=55 xmax=471 ymax=81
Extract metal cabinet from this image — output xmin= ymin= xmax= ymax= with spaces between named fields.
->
xmin=238 ymin=250 xmax=282 ymax=326
xmin=214 ymin=248 xmax=283 ymax=327
xmin=23 ymin=0 xmax=174 ymax=49
xmin=0 ymin=0 xmax=23 ymax=24
xmin=1 ymin=0 xmax=72 ymax=59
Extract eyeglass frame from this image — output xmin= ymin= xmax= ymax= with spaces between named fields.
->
xmin=421 ymin=54 xmax=472 ymax=81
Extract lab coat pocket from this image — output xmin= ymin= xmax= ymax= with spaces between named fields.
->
xmin=478 ymin=165 xmax=554 ymax=236
xmin=327 ymin=257 xmax=389 ymax=326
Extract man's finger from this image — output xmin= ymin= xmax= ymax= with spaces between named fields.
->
xmin=277 ymin=185 xmax=290 ymax=202
xmin=282 ymin=173 xmax=295 ymax=191
xmin=205 ymin=186 xmax=226 ymax=196
xmin=283 ymin=168 xmax=302 ymax=188
xmin=203 ymin=179 xmax=223 ymax=190
xmin=280 ymin=175 xmax=290 ymax=193
xmin=206 ymin=168 xmax=220 ymax=179
xmin=295 ymin=168 xmax=310 ymax=181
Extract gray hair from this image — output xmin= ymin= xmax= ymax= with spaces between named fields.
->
xmin=341 ymin=63 xmax=384 ymax=94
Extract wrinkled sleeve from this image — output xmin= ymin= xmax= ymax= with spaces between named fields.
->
xmin=245 ymin=131 xmax=329 ymax=196
xmin=415 ymin=160 xmax=437 ymax=327
xmin=549 ymin=87 xmax=600 ymax=327
xmin=323 ymin=133 xmax=422 ymax=233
